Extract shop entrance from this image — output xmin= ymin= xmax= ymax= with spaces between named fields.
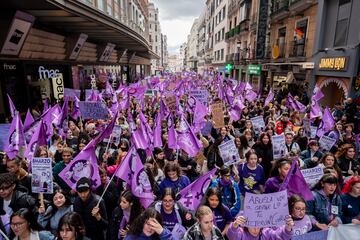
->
xmin=320 ymin=82 xmax=345 ymax=107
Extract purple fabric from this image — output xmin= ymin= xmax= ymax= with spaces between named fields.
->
xmin=264 ymin=176 xmax=283 ymax=193
xmin=114 ymin=147 xmax=135 ymax=185
xmin=316 ymin=107 xmax=335 ymax=138
xmin=176 ymin=114 xmax=202 ymax=157
xmin=24 ymin=109 xmax=34 ymax=130
xmin=4 ymin=112 xmax=26 ymax=159
xmin=91 ymin=112 xmax=118 ymax=148
xmin=178 ymin=168 xmax=217 ymax=210
xmin=167 ymin=114 xmax=178 ymax=149
xmin=311 ymin=87 xmax=324 ymax=102
xmin=292 ymin=215 xmax=312 ymax=236
xmin=279 ymin=160 xmax=314 ymax=201
xmin=226 ymin=223 xmax=292 ymax=240
xmin=212 ymin=205 xmax=233 ymax=231
xmin=153 ymin=113 xmax=163 ymax=148
xmin=70 ymin=96 xmax=81 ymax=120
xmin=161 ymin=207 xmax=179 ymax=231
xmin=59 ymin=97 xmax=69 ymax=128
xmin=24 ymin=120 xmax=47 ymax=160
xmin=310 ymin=102 xmax=322 ymax=119
xmin=245 ymin=90 xmax=258 ymax=102
xmin=192 ymin=96 xmax=208 ymax=133
xmin=7 ymin=94 xmax=16 ymax=118
xmin=58 ymin=142 xmax=101 ymax=190
xmin=87 ymin=89 xmax=102 ymax=102
xmin=264 ymin=89 xmax=274 ymax=106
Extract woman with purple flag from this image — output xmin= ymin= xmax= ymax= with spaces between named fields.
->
xmin=306 ymin=174 xmax=342 ymax=230
xmin=159 ymin=162 xmax=190 ymax=195
xmin=108 ymin=190 xmax=143 ymax=240
xmin=264 ymin=159 xmax=291 ymax=193
xmin=226 ymin=214 xmax=294 ymax=240
xmin=201 ymin=187 xmax=233 ymax=236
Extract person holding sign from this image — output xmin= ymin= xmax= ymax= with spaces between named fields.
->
xmin=226 ymin=214 xmax=294 ymax=240
xmin=300 ymin=140 xmax=324 ymax=169
xmin=306 ymin=174 xmax=343 ymax=230
xmin=288 ymin=195 xmax=314 ymax=236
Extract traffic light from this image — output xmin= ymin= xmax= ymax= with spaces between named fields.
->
xmin=226 ymin=63 xmax=233 ymax=72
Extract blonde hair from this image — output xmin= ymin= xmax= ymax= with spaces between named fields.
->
xmin=196 ymin=205 xmax=213 ymax=220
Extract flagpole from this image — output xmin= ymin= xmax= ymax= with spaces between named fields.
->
xmin=0 ymin=229 xmax=9 ymax=240
xmin=96 ymin=168 xmax=118 ymax=207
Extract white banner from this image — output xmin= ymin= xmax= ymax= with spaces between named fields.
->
xmin=218 ymin=139 xmax=240 ymax=165
xmin=327 ymin=224 xmax=360 ymax=240
xmin=319 ymin=135 xmax=336 ymax=151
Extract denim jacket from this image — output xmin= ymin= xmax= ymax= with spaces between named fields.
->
xmin=306 ymin=190 xmax=342 ymax=225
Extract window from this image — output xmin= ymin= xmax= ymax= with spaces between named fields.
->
xmin=221 ymin=49 xmax=224 ymax=60
xmin=234 ymin=17 xmax=237 ymax=26
xmin=334 ymin=0 xmax=351 ymax=46
xmin=294 ymin=18 xmax=308 ymax=42
xmin=97 ymin=0 xmax=104 ymax=11
xmin=155 ymin=14 xmax=158 ymax=21
xmin=150 ymin=24 xmax=151 ymax=29
xmin=155 ymin=24 xmax=157 ymax=32
xmin=106 ymin=0 xmax=113 ymax=16
xmin=229 ymin=21 xmax=232 ymax=29
xmin=221 ymin=28 xmax=225 ymax=40
xmin=222 ymin=6 xmax=226 ymax=19
xmin=155 ymin=35 xmax=158 ymax=42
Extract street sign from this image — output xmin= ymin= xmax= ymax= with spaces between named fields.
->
xmin=247 ymin=64 xmax=261 ymax=75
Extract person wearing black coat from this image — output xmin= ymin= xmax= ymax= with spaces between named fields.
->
xmin=73 ymin=177 xmax=108 ymax=240
xmin=252 ymin=133 xmax=273 ymax=179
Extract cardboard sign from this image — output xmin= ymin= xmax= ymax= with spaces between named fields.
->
xmin=319 ymin=135 xmax=336 ymax=151
xmin=244 ymin=190 xmax=289 ymax=228
xmin=165 ymin=94 xmax=177 ymax=112
xmin=301 ymin=166 xmax=324 ymax=187
xmin=79 ymin=101 xmax=108 ymax=120
xmin=218 ymin=139 xmax=240 ymax=165
xmin=210 ymin=102 xmax=225 ymax=129
xmin=189 ymin=89 xmax=209 ymax=106
xmin=292 ymin=230 xmax=328 ymax=240
xmin=31 ymin=158 xmax=53 ymax=194
xmin=272 ymin=134 xmax=285 ymax=159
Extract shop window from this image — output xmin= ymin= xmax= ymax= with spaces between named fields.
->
xmin=277 ymin=27 xmax=287 ymax=57
xmin=334 ymin=0 xmax=351 ymax=46
xmin=292 ymin=18 xmax=308 ymax=56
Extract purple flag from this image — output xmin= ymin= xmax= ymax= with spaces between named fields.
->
xmin=245 ymin=82 xmax=253 ymax=91
xmin=153 ymin=113 xmax=163 ymax=148
xmin=177 ymin=115 xmax=202 ymax=157
xmin=58 ymin=142 xmax=101 ymax=190
xmin=264 ymin=89 xmax=274 ymax=106
xmin=24 ymin=120 xmax=47 ymax=160
xmin=4 ymin=112 xmax=26 ymax=159
xmin=114 ymin=147 xmax=136 ymax=185
xmin=312 ymin=87 xmax=324 ymax=103
xmin=279 ymin=159 xmax=313 ymax=201
xmin=70 ymin=96 xmax=81 ymax=120
xmin=7 ymin=94 xmax=16 ymax=118
xmin=178 ymin=168 xmax=217 ymax=210
xmin=316 ymin=107 xmax=335 ymax=138
xmin=59 ymin=97 xmax=69 ymax=128
xmin=139 ymin=111 xmax=153 ymax=145
xmin=24 ymin=109 xmax=34 ymax=130
xmin=189 ymin=96 xmax=208 ymax=133
xmin=91 ymin=112 xmax=118 ymax=148
xmin=310 ymin=102 xmax=322 ymax=119
xmin=245 ymin=90 xmax=258 ymax=102
xmin=286 ymin=94 xmax=305 ymax=113
xmin=87 ymin=90 xmax=102 ymax=102
xmin=167 ymin=114 xmax=178 ymax=150
xmin=131 ymin=153 xmax=155 ymax=208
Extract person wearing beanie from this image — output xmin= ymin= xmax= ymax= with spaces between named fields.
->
xmin=73 ymin=177 xmax=108 ymax=240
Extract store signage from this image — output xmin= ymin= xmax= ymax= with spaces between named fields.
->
xmin=255 ymin=0 xmax=268 ymax=59
xmin=247 ymin=65 xmax=261 ymax=75
xmin=319 ymin=57 xmax=348 ymax=71
xmin=38 ymin=66 xmax=60 ymax=80
xmin=1 ymin=11 xmax=35 ymax=56
xmin=99 ymin=43 xmax=116 ymax=62
xmin=69 ymin=33 xmax=88 ymax=60
xmin=52 ymin=73 xmax=64 ymax=100
xmin=3 ymin=63 xmax=16 ymax=70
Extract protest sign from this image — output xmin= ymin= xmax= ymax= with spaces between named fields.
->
xmin=85 ymin=89 xmax=99 ymax=100
xmin=319 ymin=135 xmax=336 ymax=151
xmin=250 ymin=116 xmax=265 ymax=133
xmin=301 ymin=166 xmax=324 ymax=188
xmin=243 ymin=190 xmax=289 ymax=228
xmin=201 ymin=121 xmax=213 ymax=136
xmin=210 ymin=102 xmax=225 ymax=129
xmin=165 ymin=94 xmax=177 ymax=112
xmin=79 ymin=101 xmax=108 ymax=120
xmin=272 ymin=134 xmax=285 ymax=159
xmin=0 ymin=124 xmax=11 ymax=151
xmin=31 ymin=157 xmax=53 ymax=194
xmin=104 ymin=125 xmax=122 ymax=145
xmin=64 ymin=88 xmax=81 ymax=101
xmin=218 ymin=139 xmax=240 ymax=165
xmin=310 ymin=126 xmax=318 ymax=139
xmin=302 ymin=119 xmax=311 ymax=137
xmin=292 ymin=230 xmax=328 ymax=240
xmin=189 ymin=89 xmax=209 ymax=106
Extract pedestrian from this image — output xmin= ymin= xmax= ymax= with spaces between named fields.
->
xmin=57 ymin=212 xmax=90 ymax=240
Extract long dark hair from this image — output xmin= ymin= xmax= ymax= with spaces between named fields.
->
xmin=57 ymin=212 xmax=86 ymax=240
xmin=11 ymin=208 xmax=42 ymax=232
xmin=50 ymin=189 xmax=72 ymax=215
xmin=121 ymin=190 xmax=143 ymax=225
xmin=270 ymin=159 xmax=292 ymax=177
xmin=312 ymin=174 xmax=339 ymax=191
xmin=202 ymin=187 xmax=226 ymax=215
xmin=258 ymin=132 xmax=272 ymax=148
xmin=127 ymin=208 xmax=163 ymax=237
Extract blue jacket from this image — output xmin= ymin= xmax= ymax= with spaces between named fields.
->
xmin=125 ymin=228 xmax=174 ymax=240
xmin=301 ymin=149 xmax=323 ymax=169
xmin=209 ymin=179 xmax=241 ymax=217
xmin=306 ymin=190 xmax=342 ymax=225
xmin=159 ymin=176 xmax=191 ymax=195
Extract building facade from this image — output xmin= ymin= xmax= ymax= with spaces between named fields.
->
xmin=148 ymin=2 xmax=162 ymax=74
xmin=187 ymin=19 xmax=200 ymax=72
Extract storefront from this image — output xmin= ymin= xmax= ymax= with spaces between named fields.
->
xmin=312 ymin=49 xmax=360 ymax=107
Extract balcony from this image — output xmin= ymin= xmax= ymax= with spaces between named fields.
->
xmin=289 ymin=40 xmax=307 ymax=58
xmin=289 ymin=0 xmax=317 ymax=15
xmin=271 ymin=0 xmax=290 ymax=23
xmin=239 ymin=19 xmax=250 ymax=33
xmin=234 ymin=25 xmax=241 ymax=35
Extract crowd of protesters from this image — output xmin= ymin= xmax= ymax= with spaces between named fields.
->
xmin=0 ymin=71 xmax=359 ymax=240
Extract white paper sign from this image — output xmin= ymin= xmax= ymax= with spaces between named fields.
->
xmin=250 ymin=116 xmax=266 ymax=133
xmin=310 ymin=126 xmax=318 ymax=139
xmin=301 ymin=166 xmax=324 ymax=188
xmin=319 ymin=135 xmax=336 ymax=151
xmin=218 ymin=139 xmax=240 ymax=165
xmin=189 ymin=89 xmax=209 ymax=106
xmin=272 ymin=134 xmax=286 ymax=159
xmin=31 ymin=157 xmax=53 ymax=194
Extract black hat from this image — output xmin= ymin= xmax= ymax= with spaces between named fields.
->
xmin=76 ymin=177 xmax=91 ymax=192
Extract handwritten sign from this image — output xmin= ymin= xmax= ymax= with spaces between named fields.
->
xmin=244 ymin=190 xmax=289 ymax=228
xmin=292 ymin=230 xmax=328 ymax=240
xmin=218 ymin=139 xmax=240 ymax=165
xmin=79 ymin=101 xmax=108 ymax=120
xmin=210 ymin=102 xmax=225 ymax=129
xmin=165 ymin=94 xmax=177 ymax=112
xmin=319 ymin=135 xmax=336 ymax=151
xmin=310 ymin=126 xmax=318 ymax=139
xmin=250 ymin=116 xmax=265 ymax=133
xmin=189 ymin=89 xmax=209 ymax=106
xmin=272 ymin=134 xmax=285 ymax=159
xmin=31 ymin=158 xmax=53 ymax=194
xmin=301 ymin=166 xmax=324 ymax=188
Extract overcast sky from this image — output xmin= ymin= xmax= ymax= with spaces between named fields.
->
xmin=151 ymin=0 xmax=205 ymax=54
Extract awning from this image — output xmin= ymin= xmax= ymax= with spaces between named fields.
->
xmin=263 ymin=62 xmax=315 ymax=69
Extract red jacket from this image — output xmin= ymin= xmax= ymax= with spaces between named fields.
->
xmin=275 ymin=120 xmax=294 ymax=135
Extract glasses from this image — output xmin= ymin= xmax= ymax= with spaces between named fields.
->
xmin=294 ymin=207 xmax=306 ymax=212
xmin=11 ymin=222 xmax=26 ymax=228
xmin=223 ymin=174 xmax=231 ymax=178
xmin=0 ymin=185 xmax=13 ymax=191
